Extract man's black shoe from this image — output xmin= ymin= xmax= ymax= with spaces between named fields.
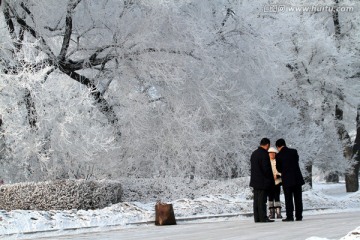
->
xmin=282 ymin=218 xmax=294 ymax=222
xmin=261 ymin=218 xmax=274 ymax=223
xmin=296 ymin=218 xmax=302 ymax=221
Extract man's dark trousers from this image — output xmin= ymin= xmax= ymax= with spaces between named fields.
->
xmin=283 ymin=185 xmax=303 ymax=220
xmin=253 ymin=189 xmax=268 ymax=222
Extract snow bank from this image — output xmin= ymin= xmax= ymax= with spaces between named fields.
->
xmin=340 ymin=226 xmax=360 ymax=240
xmin=0 ymin=180 xmax=122 ymax=210
xmin=0 ymin=202 xmax=150 ymax=238
xmin=0 ymin=180 xmax=359 ymax=239
xmin=303 ymin=182 xmax=360 ymax=210
xmin=120 ymin=177 xmax=251 ymax=202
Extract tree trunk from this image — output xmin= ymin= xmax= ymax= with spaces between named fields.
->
xmin=24 ymin=88 xmax=38 ymax=130
xmin=332 ymin=0 xmax=341 ymax=49
xmin=0 ymin=114 xmax=5 ymax=159
xmin=345 ymin=167 xmax=359 ymax=192
xmin=333 ymin=104 xmax=348 ymax=180
xmin=331 ymin=0 xmax=358 ymax=191
xmin=325 ymin=172 xmax=339 ymax=183
xmin=345 ymin=105 xmax=360 ymax=192
xmin=305 ymin=161 xmax=312 ymax=188
xmin=335 ymin=104 xmax=353 ymax=190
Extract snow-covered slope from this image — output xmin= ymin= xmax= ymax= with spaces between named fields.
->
xmin=0 ymin=181 xmax=359 ymax=239
xmin=340 ymin=226 xmax=360 ymax=240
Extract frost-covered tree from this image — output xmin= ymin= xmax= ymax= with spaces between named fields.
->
xmin=0 ymin=0 xmax=358 ymax=188
xmin=329 ymin=0 xmax=360 ymax=191
xmin=0 ymin=0 xmax=126 ymax=181
xmin=259 ymin=0 xmax=360 ymax=189
xmin=0 ymin=0 xmax=285 ymax=181
xmin=108 ymin=0 xmax=292 ymax=179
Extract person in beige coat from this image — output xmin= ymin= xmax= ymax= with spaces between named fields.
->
xmin=267 ymin=147 xmax=283 ymax=219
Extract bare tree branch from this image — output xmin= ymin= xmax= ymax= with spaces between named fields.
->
xmin=20 ymin=2 xmax=35 ymax=23
xmin=3 ymin=1 xmax=19 ymax=50
xmin=89 ymin=45 xmax=120 ymax=61
xmin=59 ymin=0 xmax=82 ymax=61
xmin=62 ymin=70 xmax=121 ymax=138
xmin=129 ymin=48 xmax=201 ymax=60
xmin=59 ymin=53 xmax=117 ymax=71
xmin=9 ymin=7 xmax=57 ymax=59
xmin=42 ymin=67 xmax=56 ymax=84
xmin=149 ymin=97 xmax=165 ymax=103
xmin=221 ymin=8 xmax=235 ymax=27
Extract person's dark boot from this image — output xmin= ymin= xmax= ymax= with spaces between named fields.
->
xmin=275 ymin=207 xmax=282 ymax=219
xmin=259 ymin=218 xmax=274 ymax=223
xmin=268 ymin=201 xmax=274 ymax=219
xmin=274 ymin=202 xmax=283 ymax=219
xmin=282 ymin=218 xmax=294 ymax=222
xmin=268 ymin=207 xmax=275 ymax=219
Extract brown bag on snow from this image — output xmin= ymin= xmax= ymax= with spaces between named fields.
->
xmin=155 ymin=202 xmax=177 ymax=226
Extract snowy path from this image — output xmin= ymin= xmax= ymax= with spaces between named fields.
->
xmin=46 ymin=211 xmax=360 ymax=240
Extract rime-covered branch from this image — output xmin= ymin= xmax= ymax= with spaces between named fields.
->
xmin=58 ymin=0 xmax=82 ymax=61
xmin=129 ymin=48 xmax=201 ymax=61
xmin=8 ymin=6 xmax=57 ymax=59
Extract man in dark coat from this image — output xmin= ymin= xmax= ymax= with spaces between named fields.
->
xmin=250 ymin=138 xmax=275 ymax=223
xmin=275 ymin=139 xmax=305 ymax=222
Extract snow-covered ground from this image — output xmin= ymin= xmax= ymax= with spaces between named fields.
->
xmin=0 ymin=181 xmax=359 ymax=239
xmin=48 ymin=211 xmax=360 ymax=240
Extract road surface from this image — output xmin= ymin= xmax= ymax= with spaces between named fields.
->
xmin=41 ymin=211 xmax=360 ymax=240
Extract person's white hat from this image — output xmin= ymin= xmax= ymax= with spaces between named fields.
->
xmin=268 ymin=147 xmax=278 ymax=153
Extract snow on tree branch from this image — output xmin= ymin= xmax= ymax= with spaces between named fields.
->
xmin=0 ymin=0 xmax=358 ymax=185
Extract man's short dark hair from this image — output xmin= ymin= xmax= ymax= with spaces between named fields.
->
xmin=260 ymin=138 xmax=270 ymax=146
xmin=276 ymin=139 xmax=286 ymax=148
